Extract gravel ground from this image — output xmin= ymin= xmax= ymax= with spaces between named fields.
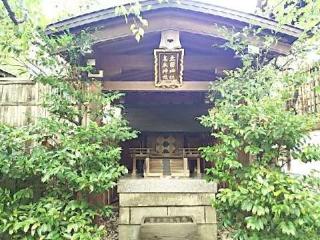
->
xmin=102 ymin=207 xmax=119 ymax=240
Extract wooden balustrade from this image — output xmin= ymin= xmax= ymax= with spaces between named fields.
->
xmin=129 ymin=148 xmax=202 ymax=177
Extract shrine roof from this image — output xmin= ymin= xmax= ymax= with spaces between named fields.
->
xmin=47 ymin=0 xmax=302 ymax=43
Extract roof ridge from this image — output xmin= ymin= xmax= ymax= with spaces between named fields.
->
xmin=46 ymin=0 xmax=302 ymax=39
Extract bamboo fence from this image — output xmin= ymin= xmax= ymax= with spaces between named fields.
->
xmin=0 ymin=78 xmax=49 ymax=126
xmin=294 ymin=71 xmax=320 ymax=115
xmin=0 ymin=78 xmax=117 ymax=204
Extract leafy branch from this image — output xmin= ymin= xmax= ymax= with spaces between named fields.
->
xmin=1 ymin=0 xmax=27 ymax=25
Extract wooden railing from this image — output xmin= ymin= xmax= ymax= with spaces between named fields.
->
xmin=129 ymin=148 xmax=202 ymax=177
xmin=129 ymin=148 xmax=200 ymax=157
xmin=130 ymin=148 xmax=150 ymax=157
xmin=182 ymin=148 xmax=201 ymax=158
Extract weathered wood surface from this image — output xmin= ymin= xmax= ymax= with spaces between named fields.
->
xmin=294 ymin=75 xmax=320 ymax=115
xmin=0 ymin=78 xmax=49 ymax=126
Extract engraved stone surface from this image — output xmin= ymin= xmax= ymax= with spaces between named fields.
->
xmin=143 ymin=216 xmax=194 ymax=223
xmin=118 ymin=178 xmax=217 ymax=193
xmin=130 ymin=207 xmax=167 ymax=224
xmin=140 ymin=216 xmax=197 ymax=240
xmin=120 ymin=193 xmax=215 ymax=207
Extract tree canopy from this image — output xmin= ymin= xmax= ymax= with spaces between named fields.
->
xmin=1 ymin=1 xmax=136 ymax=239
xmin=200 ymin=1 xmax=320 ymax=239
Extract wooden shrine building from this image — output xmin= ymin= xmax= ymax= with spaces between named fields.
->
xmin=48 ymin=1 xmax=301 ymax=239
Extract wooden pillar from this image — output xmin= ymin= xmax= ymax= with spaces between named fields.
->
xmin=106 ymin=190 xmax=110 ymax=205
xmin=132 ymin=156 xmax=137 ymax=176
xmin=183 ymin=157 xmax=188 ymax=177
xmin=196 ymin=157 xmax=201 ymax=176
xmin=145 ymin=157 xmax=150 ymax=177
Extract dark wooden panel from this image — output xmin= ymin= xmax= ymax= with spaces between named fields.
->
xmin=124 ymin=105 xmax=209 ymax=132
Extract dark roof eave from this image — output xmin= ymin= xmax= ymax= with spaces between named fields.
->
xmin=46 ymin=0 xmax=302 ymax=41
xmin=0 ymin=69 xmax=16 ymax=78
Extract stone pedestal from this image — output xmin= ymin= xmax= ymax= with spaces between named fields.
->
xmin=118 ymin=177 xmax=217 ymax=240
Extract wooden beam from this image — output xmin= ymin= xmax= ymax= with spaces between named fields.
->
xmin=94 ymin=34 xmax=159 ymax=54
xmin=98 ymin=55 xmax=239 ymax=75
xmin=103 ymin=81 xmax=210 ymax=91
xmin=93 ymin=13 xmax=292 ymax=55
xmin=0 ymin=78 xmax=33 ymax=85
xmin=0 ymin=102 xmax=41 ymax=106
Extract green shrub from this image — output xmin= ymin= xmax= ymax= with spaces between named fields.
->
xmin=0 ymin=188 xmax=108 ymax=240
xmin=215 ymin=166 xmax=320 ymax=240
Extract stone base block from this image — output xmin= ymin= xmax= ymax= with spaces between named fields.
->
xmin=119 ymin=223 xmax=217 ymax=240
xmin=140 ymin=222 xmax=198 ymax=240
xmin=120 ymin=193 xmax=215 ymax=207
xmin=198 ymin=224 xmax=217 ymax=240
xmin=168 ymin=206 xmax=205 ymax=223
xmin=118 ymin=178 xmax=218 ymax=240
xmin=119 ymin=225 xmax=140 ymax=240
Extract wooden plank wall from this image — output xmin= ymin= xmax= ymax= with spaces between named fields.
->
xmin=0 ymin=78 xmax=49 ymax=126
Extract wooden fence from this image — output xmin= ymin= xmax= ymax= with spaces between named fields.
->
xmin=294 ymin=75 xmax=320 ymax=115
xmin=0 ymin=78 xmax=49 ymax=126
xmin=0 ymin=78 xmax=118 ymax=204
